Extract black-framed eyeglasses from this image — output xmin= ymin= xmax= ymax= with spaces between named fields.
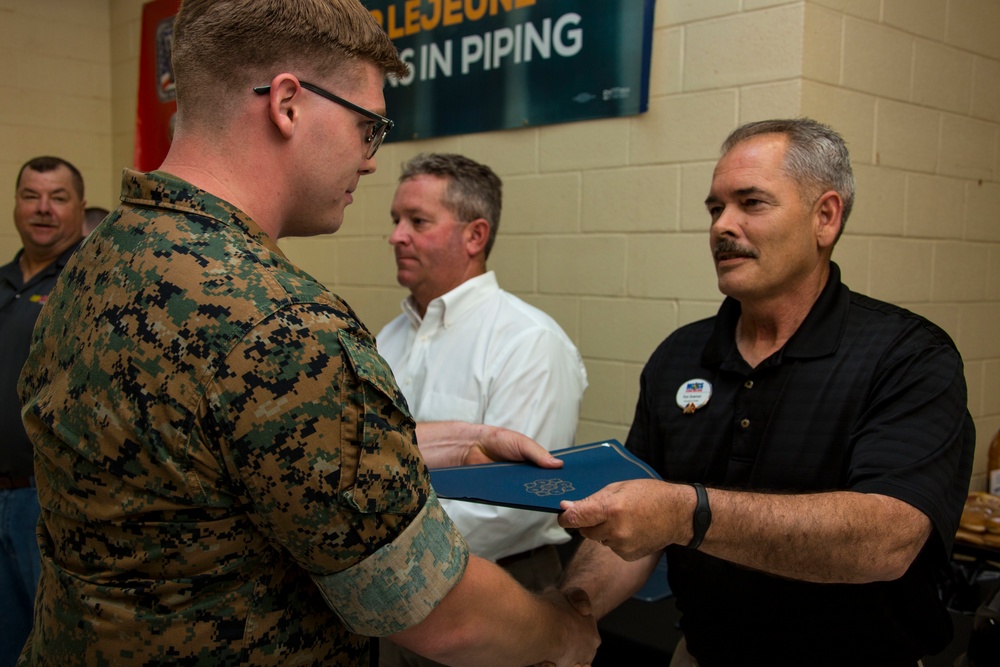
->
xmin=253 ymin=80 xmax=393 ymax=159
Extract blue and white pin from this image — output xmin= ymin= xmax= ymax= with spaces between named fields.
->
xmin=677 ymin=378 xmax=712 ymax=415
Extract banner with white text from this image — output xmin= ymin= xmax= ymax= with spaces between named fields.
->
xmin=366 ymin=0 xmax=656 ymax=141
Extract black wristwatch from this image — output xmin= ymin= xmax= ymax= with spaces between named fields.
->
xmin=686 ymin=483 xmax=712 ymax=550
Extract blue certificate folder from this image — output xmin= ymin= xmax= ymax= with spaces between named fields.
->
xmin=429 ymin=439 xmax=662 ymax=513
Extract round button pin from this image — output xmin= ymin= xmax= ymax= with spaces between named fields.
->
xmin=677 ymin=378 xmax=712 ymax=414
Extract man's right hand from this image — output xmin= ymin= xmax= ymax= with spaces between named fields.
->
xmin=388 ymin=555 xmax=598 ymax=667
xmin=416 ymin=421 xmax=564 ymax=470
xmin=536 ymin=587 xmax=600 ymax=667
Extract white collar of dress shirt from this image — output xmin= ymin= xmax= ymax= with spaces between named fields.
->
xmin=401 ymin=271 xmax=499 ymax=330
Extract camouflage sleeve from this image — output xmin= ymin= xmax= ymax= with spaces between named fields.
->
xmin=314 ymin=487 xmax=469 ymax=635
xmin=205 ymin=303 xmax=469 ymax=632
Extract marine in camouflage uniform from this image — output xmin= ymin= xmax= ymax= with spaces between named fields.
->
xmin=17 ymin=169 xmax=469 ymax=666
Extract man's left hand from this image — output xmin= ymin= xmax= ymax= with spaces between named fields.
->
xmin=558 ymin=479 xmax=691 ymax=561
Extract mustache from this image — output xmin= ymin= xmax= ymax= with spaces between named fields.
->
xmin=713 ymin=238 xmax=758 ymax=260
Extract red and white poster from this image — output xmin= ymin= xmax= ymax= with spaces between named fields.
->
xmin=133 ymin=0 xmax=181 ymax=171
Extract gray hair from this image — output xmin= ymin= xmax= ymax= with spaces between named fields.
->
xmin=721 ymin=118 xmax=855 ymax=239
xmin=399 ymin=153 xmax=503 ymax=258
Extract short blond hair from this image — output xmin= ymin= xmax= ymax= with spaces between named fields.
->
xmin=172 ymin=0 xmax=406 ymax=125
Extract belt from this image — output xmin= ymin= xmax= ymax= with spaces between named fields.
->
xmin=0 ymin=475 xmax=35 ymax=490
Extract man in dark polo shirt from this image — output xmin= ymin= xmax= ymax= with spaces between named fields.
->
xmin=0 ymin=156 xmax=84 ymax=666
xmin=558 ymin=119 xmax=975 ymax=666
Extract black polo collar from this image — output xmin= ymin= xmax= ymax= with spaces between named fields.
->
xmin=702 ymin=262 xmax=850 ymax=369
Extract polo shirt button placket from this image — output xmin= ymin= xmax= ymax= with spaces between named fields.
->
xmin=739 ymin=380 xmax=752 ymax=429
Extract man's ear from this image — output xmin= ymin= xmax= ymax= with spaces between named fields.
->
xmin=265 ymin=74 xmax=303 ymax=139
xmin=465 ymin=218 xmax=491 ymax=257
xmin=813 ymin=190 xmax=843 ymax=249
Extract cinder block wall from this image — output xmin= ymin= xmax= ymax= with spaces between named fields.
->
xmin=0 ymin=0 xmax=116 ymax=251
xmin=1 ymin=0 xmax=997 ymax=490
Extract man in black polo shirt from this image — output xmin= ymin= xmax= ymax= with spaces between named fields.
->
xmin=0 ymin=156 xmax=84 ymax=666
xmin=558 ymin=119 xmax=975 ymax=666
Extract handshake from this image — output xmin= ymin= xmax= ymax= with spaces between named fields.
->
xmin=384 ymin=559 xmax=601 ymax=667
xmin=386 ymin=423 xmax=604 ymax=667
xmin=531 ymin=584 xmax=603 ymax=667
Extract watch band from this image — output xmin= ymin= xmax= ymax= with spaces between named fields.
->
xmin=686 ymin=482 xmax=712 ymax=550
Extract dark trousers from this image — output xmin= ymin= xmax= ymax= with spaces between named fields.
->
xmin=0 ymin=487 xmax=41 ymax=667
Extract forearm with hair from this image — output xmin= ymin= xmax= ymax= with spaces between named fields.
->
xmin=701 ymin=489 xmax=932 ymax=583
xmin=561 ymin=540 xmax=658 ymax=620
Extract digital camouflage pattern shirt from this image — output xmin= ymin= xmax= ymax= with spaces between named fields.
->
xmin=17 ymin=169 xmax=469 ymax=666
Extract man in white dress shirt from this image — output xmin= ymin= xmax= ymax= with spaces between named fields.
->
xmin=377 ymin=153 xmax=588 ymax=667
